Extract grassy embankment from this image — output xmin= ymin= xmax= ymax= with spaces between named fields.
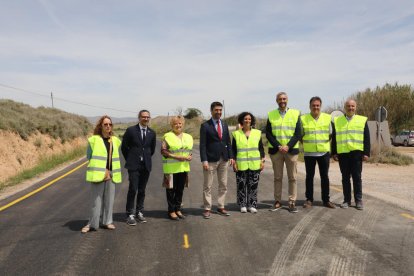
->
xmin=0 ymin=99 xmax=92 ymax=190
xmin=3 ymin=146 xmax=87 ymax=189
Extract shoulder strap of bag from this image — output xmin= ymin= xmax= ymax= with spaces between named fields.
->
xmin=108 ymin=136 xmax=113 ymax=170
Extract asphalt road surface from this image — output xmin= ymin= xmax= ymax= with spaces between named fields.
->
xmin=1 ymin=142 xmax=413 ymax=275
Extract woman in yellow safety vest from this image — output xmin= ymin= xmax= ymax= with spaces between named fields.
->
xmin=81 ymin=115 xmax=122 ymax=233
xmin=232 ymin=112 xmax=265 ymax=214
xmin=161 ymin=115 xmax=193 ymax=220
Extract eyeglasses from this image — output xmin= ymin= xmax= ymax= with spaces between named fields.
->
xmin=103 ymin=123 xmax=113 ymax=127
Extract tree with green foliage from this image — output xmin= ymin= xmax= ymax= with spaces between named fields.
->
xmin=351 ymin=83 xmax=414 ymax=133
xmin=184 ymin=108 xmax=203 ymax=119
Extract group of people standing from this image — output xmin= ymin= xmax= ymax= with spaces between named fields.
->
xmin=81 ymin=93 xmax=370 ymax=233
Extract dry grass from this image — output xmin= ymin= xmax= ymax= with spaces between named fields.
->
xmin=0 ymin=99 xmax=92 ymax=141
xmin=0 ymin=99 xmax=92 ymax=187
xmin=0 ymin=145 xmax=86 ymax=191
xmin=368 ymin=144 xmax=413 ymax=165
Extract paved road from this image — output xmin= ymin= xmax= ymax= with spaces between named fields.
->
xmin=0 ymin=142 xmax=413 ymax=275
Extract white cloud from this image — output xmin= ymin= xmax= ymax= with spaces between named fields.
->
xmin=1 ymin=0 xmax=414 ymax=118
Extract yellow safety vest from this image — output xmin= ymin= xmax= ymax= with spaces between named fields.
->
xmin=268 ymin=108 xmax=300 ymax=149
xmin=334 ymin=115 xmax=367 ymax=154
xmin=86 ymin=135 xmax=122 ymax=183
xmin=233 ymin=129 xmax=262 ymax=171
xmin=162 ymin=132 xmax=193 ymax=174
xmin=301 ymin=113 xmax=331 ymax=153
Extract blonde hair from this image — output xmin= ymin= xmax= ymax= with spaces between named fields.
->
xmin=170 ymin=115 xmax=185 ymax=128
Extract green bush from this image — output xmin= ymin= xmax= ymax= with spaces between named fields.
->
xmin=0 ymin=100 xmax=92 ymax=141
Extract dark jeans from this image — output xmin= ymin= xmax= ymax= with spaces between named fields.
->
xmin=338 ymin=151 xmax=363 ymax=203
xmin=126 ymin=167 xmax=150 ymax=216
xmin=166 ymin=172 xmax=187 ymax=212
xmin=304 ymin=153 xmax=330 ymax=203
xmin=236 ymin=170 xmax=260 ymax=208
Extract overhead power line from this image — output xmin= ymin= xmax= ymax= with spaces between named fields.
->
xmin=0 ymin=83 xmax=137 ymax=114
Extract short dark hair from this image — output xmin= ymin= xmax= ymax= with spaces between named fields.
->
xmin=309 ymin=96 xmax=322 ymax=105
xmin=138 ymin=109 xmax=150 ymax=118
xmin=238 ymin=112 xmax=256 ymax=127
xmin=210 ymin=101 xmax=223 ymax=111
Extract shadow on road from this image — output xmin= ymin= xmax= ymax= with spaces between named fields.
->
xmin=62 ymin=219 xmax=88 ymax=232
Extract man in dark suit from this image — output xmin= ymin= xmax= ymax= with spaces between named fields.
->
xmin=122 ymin=110 xmax=156 ymax=225
xmin=200 ymin=101 xmax=234 ymax=219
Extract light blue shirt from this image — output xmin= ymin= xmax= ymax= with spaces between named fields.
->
xmin=278 ymin=108 xmax=288 ymax=118
xmin=212 ymin=118 xmax=223 ymax=132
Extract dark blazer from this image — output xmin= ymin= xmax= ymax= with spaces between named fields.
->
xmin=121 ymin=124 xmax=156 ymax=171
xmin=200 ymin=119 xmax=233 ymax=162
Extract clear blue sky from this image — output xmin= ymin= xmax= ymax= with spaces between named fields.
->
xmin=1 ymin=0 xmax=413 ymax=118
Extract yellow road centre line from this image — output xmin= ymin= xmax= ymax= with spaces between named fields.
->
xmin=401 ymin=213 xmax=414 ymax=220
xmin=183 ymin=234 xmax=190 ymax=249
xmin=0 ymin=161 xmax=88 ymax=212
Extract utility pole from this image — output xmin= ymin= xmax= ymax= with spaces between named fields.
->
xmin=51 ymin=92 xmax=54 ymax=108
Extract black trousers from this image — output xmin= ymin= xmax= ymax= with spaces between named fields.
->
xmin=304 ymin=153 xmax=330 ymax=203
xmin=338 ymin=151 xmax=363 ymax=203
xmin=126 ymin=167 xmax=150 ymax=216
xmin=166 ymin=172 xmax=187 ymax=212
xmin=236 ymin=170 xmax=260 ymax=208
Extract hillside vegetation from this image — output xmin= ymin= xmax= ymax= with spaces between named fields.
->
xmin=0 ymin=100 xmax=92 ymax=188
xmin=0 ymin=99 xmax=91 ymax=142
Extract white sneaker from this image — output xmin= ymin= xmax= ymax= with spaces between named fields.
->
xmin=248 ymin=207 xmax=257 ymax=213
xmin=136 ymin=212 xmax=147 ymax=223
xmin=240 ymin=207 xmax=247 ymax=213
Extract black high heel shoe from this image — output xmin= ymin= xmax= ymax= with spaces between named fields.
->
xmin=169 ymin=212 xmax=179 ymax=220
xmin=175 ymin=211 xmax=185 ymax=219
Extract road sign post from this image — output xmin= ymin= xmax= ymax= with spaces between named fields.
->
xmin=375 ymin=106 xmax=388 ymax=153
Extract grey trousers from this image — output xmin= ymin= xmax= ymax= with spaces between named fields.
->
xmin=88 ymin=180 xmax=115 ymax=229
